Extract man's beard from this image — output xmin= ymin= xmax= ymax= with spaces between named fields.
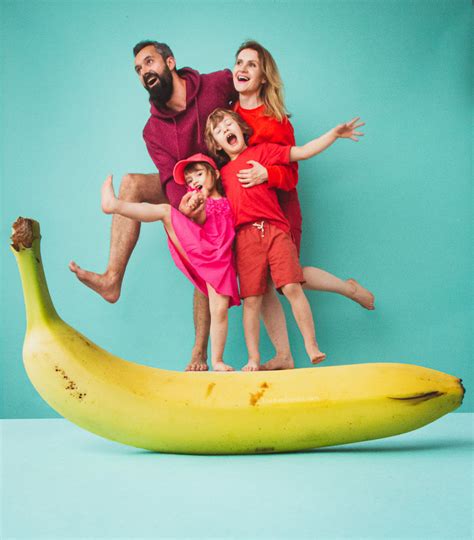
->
xmin=144 ymin=66 xmax=173 ymax=105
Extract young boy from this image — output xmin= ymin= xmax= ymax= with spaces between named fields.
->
xmin=203 ymin=108 xmax=364 ymax=371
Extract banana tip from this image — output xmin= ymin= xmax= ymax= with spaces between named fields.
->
xmin=11 ymin=217 xmax=40 ymax=251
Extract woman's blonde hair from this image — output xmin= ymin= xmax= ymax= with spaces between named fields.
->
xmin=236 ymin=40 xmax=289 ymax=122
xmin=204 ymin=108 xmax=253 ymax=165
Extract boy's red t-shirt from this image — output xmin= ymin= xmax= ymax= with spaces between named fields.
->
xmin=233 ymin=102 xmax=303 ymax=251
xmin=233 ymin=102 xmax=298 ymax=190
xmin=220 ymin=143 xmax=292 ymax=232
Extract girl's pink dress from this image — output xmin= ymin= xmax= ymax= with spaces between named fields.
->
xmin=167 ymin=197 xmax=240 ymax=307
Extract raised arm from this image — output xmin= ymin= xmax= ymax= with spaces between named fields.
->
xmin=290 ymin=117 xmax=364 ymax=162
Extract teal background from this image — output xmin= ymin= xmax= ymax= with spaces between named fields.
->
xmin=1 ymin=0 xmax=472 ymax=417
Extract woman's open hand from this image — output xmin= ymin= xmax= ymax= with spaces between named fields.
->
xmin=237 ymin=160 xmax=268 ymax=188
xmin=333 ymin=117 xmax=365 ymax=141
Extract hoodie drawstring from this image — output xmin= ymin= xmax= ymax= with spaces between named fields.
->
xmin=195 ymin=98 xmax=202 ymax=145
xmin=172 ymin=118 xmax=180 ymax=160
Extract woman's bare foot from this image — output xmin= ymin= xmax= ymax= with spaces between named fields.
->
xmin=68 ymin=262 xmax=122 ymax=303
xmin=311 ymin=351 xmax=327 ymax=365
xmin=212 ymin=361 xmax=234 ymax=372
xmin=185 ymin=359 xmax=209 ymax=372
xmin=260 ymin=354 xmax=295 ymax=371
xmin=346 ymin=279 xmax=375 ymax=310
xmin=242 ymin=359 xmax=260 ymax=372
xmin=101 ymin=175 xmax=118 ymax=214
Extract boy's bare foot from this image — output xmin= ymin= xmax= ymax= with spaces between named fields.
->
xmin=212 ymin=361 xmax=234 ymax=372
xmin=69 ymin=262 xmax=121 ymax=303
xmin=185 ymin=359 xmax=209 ymax=372
xmin=242 ymin=360 xmax=260 ymax=372
xmin=347 ymin=279 xmax=375 ymax=310
xmin=101 ymin=175 xmax=118 ymax=214
xmin=260 ymin=354 xmax=295 ymax=371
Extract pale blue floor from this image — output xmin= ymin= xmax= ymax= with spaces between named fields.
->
xmin=1 ymin=414 xmax=473 ymax=540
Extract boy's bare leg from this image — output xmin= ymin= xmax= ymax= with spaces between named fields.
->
xmin=302 ymin=266 xmax=375 ymax=310
xmin=281 ymin=283 xmax=326 ymax=365
xmin=206 ymin=285 xmax=233 ymax=372
xmin=69 ymin=172 xmax=165 ymax=303
xmin=260 ymin=284 xmax=294 ymax=371
xmin=242 ymin=295 xmax=263 ymax=371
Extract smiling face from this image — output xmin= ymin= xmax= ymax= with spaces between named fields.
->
xmin=184 ymin=163 xmax=219 ymax=195
xmin=134 ymin=45 xmax=175 ymax=104
xmin=211 ymin=114 xmax=247 ymax=160
xmin=233 ymin=48 xmax=265 ymax=97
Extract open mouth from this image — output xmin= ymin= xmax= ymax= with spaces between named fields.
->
xmin=236 ymin=74 xmax=250 ymax=82
xmin=145 ymin=75 xmax=158 ymax=88
xmin=226 ymin=133 xmax=238 ymax=145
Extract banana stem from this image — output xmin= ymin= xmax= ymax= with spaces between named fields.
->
xmin=11 ymin=218 xmax=59 ymax=330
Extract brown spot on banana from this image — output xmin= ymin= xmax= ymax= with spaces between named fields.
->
xmin=54 ymin=365 xmax=86 ymax=402
xmin=249 ymin=382 xmax=270 ymax=406
xmin=206 ymin=383 xmax=216 ymax=398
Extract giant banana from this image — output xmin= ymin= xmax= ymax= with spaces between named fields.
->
xmin=11 ymin=217 xmax=464 ymax=454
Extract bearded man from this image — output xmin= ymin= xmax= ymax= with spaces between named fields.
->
xmin=70 ymin=41 xmax=235 ymax=371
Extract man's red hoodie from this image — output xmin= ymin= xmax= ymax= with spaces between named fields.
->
xmin=143 ymin=67 xmax=235 ymax=207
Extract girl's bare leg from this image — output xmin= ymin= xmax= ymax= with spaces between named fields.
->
xmin=281 ymin=283 xmax=326 ymax=365
xmin=207 ymin=285 xmax=233 ymax=372
xmin=242 ymin=295 xmax=264 ymax=371
xmin=302 ymin=266 xmax=375 ymax=310
xmin=101 ymin=175 xmax=170 ymax=222
xmin=260 ymin=284 xmax=295 ymax=370
xmin=101 ymin=176 xmax=212 ymax=371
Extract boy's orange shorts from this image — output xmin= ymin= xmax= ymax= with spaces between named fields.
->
xmin=235 ymin=221 xmax=305 ymax=298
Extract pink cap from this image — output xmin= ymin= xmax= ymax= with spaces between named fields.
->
xmin=173 ymin=153 xmax=218 ymax=185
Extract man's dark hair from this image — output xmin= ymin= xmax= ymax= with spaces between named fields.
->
xmin=133 ymin=41 xmax=174 ymax=61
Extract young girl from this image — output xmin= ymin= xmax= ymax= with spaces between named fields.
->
xmin=231 ymin=40 xmax=375 ymax=370
xmin=101 ymin=154 xmax=239 ymax=372
xmin=204 ymin=108 xmax=364 ymax=370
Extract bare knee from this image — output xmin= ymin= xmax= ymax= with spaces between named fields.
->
xmin=119 ymin=173 xmax=163 ymax=203
xmin=210 ymin=302 xmax=228 ymax=324
xmin=119 ymin=174 xmax=143 ymax=201
xmin=281 ymin=283 xmax=303 ymax=301
xmin=244 ymin=295 xmax=263 ymax=312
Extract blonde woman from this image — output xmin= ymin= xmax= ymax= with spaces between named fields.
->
xmin=231 ymin=40 xmax=375 ymax=370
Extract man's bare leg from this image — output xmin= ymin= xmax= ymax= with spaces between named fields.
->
xmin=302 ymin=266 xmax=375 ymax=310
xmin=260 ymin=285 xmax=295 ymax=371
xmin=69 ymin=173 xmax=164 ymax=303
xmin=185 ymin=289 xmax=211 ymax=371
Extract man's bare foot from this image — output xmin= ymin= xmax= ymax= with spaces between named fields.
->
xmin=346 ymin=279 xmax=375 ymax=310
xmin=212 ymin=361 xmax=234 ymax=372
xmin=242 ymin=360 xmax=260 ymax=372
xmin=69 ymin=262 xmax=121 ymax=303
xmin=101 ymin=175 xmax=118 ymax=214
xmin=260 ymin=354 xmax=295 ymax=371
xmin=185 ymin=359 xmax=209 ymax=372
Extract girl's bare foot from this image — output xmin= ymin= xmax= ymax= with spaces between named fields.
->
xmin=260 ymin=354 xmax=295 ymax=371
xmin=68 ymin=262 xmax=122 ymax=303
xmin=101 ymin=175 xmax=118 ymax=214
xmin=242 ymin=359 xmax=260 ymax=372
xmin=347 ymin=279 xmax=375 ymax=310
xmin=185 ymin=359 xmax=209 ymax=372
xmin=212 ymin=361 xmax=234 ymax=372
